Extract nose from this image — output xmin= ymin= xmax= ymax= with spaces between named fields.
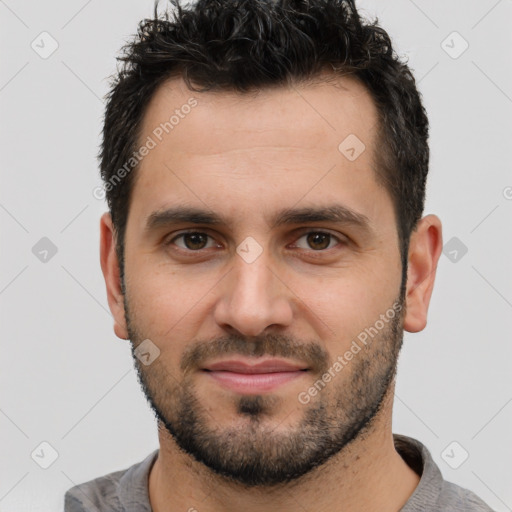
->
xmin=213 ymin=250 xmax=294 ymax=337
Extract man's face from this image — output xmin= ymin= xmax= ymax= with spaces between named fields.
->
xmin=120 ymin=74 xmax=405 ymax=486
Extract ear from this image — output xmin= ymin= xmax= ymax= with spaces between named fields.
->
xmin=99 ymin=212 xmax=129 ymax=340
xmin=403 ymin=214 xmax=443 ymax=333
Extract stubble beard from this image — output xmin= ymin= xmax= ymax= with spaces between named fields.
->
xmin=126 ymin=294 xmax=404 ymax=487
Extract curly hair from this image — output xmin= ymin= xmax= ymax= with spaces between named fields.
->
xmin=100 ymin=0 xmax=429 ymax=284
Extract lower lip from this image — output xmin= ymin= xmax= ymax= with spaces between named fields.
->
xmin=203 ymin=370 xmax=306 ymax=393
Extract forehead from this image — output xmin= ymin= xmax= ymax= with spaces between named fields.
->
xmin=128 ymin=72 xmax=390 ymax=233
xmin=140 ymin=72 xmax=378 ymax=157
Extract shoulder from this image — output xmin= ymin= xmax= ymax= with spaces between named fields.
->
xmin=64 ymin=449 xmax=159 ymax=512
xmin=434 ymin=479 xmax=495 ymax=512
xmin=64 ymin=468 xmax=126 ymax=512
xmin=393 ymin=434 xmax=495 ymax=512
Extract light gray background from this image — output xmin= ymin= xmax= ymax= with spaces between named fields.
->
xmin=1 ymin=0 xmax=511 ymax=510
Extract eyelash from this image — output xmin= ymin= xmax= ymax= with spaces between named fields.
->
xmin=165 ymin=230 xmax=346 ymax=254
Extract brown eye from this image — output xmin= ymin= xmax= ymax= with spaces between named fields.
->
xmin=306 ymin=232 xmax=331 ymax=250
xmin=294 ymin=231 xmax=340 ymax=251
xmin=171 ymin=232 xmax=214 ymax=251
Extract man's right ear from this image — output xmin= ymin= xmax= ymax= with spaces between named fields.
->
xmin=99 ymin=212 xmax=129 ymax=340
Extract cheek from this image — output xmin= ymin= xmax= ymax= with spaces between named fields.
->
xmin=292 ymin=261 xmax=400 ymax=345
xmin=125 ymin=286 xmax=195 ymax=375
xmin=298 ymin=283 xmax=384 ymax=340
xmin=124 ymin=263 xmax=218 ymax=349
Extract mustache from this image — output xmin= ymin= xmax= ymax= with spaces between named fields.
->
xmin=180 ymin=333 xmax=330 ymax=375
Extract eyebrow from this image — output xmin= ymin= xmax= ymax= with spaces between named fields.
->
xmin=144 ymin=204 xmax=373 ymax=236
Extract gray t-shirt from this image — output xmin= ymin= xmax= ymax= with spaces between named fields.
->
xmin=64 ymin=434 xmax=494 ymax=511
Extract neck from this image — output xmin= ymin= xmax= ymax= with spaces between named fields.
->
xmin=148 ymin=384 xmax=420 ymax=512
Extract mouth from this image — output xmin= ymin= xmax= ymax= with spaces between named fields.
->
xmin=201 ymin=358 xmax=309 ymax=394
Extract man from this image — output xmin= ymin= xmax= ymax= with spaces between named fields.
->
xmin=64 ymin=0 xmax=494 ymax=510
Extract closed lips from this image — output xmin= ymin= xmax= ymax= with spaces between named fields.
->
xmin=203 ymin=359 xmax=309 ymax=373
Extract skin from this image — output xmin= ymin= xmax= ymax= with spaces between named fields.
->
xmin=100 ymin=72 xmax=443 ymax=512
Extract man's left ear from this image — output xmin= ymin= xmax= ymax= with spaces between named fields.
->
xmin=403 ymin=214 xmax=443 ymax=333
